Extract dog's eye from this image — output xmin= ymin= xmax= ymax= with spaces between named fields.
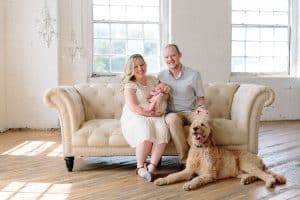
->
xmin=201 ymin=123 xmax=205 ymax=127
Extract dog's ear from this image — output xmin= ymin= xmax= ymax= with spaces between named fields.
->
xmin=208 ymin=130 xmax=216 ymax=147
xmin=186 ymin=126 xmax=192 ymax=146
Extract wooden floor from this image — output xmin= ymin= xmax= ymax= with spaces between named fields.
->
xmin=0 ymin=121 xmax=300 ymax=200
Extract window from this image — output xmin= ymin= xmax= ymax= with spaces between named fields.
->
xmin=231 ymin=0 xmax=290 ymax=74
xmin=92 ymin=0 xmax=168 ymax=75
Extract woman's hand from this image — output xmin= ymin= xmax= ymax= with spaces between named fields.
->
xmin=162 ymin=85 xmax=170 ymax=93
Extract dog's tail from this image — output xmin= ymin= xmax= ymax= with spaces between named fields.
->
xmin=264 ymin=168 xmax=286 ymax=185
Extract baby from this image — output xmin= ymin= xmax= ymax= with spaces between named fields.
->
xmin=146 ymin=82 xmax=170 ymax=115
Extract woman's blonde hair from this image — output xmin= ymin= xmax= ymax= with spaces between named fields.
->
xmin=122 ymin=54 xmax=146 ymax=84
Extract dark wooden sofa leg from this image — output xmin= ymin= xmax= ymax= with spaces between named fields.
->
xmin=64 ymin=156 xmax=74 ymax=172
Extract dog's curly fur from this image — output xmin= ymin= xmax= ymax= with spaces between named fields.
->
xmin=154 ymin=116 xmax=286 ymax=191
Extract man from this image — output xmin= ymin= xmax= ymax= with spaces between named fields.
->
xmin=158 ymin=44 xmax=208 ymax=165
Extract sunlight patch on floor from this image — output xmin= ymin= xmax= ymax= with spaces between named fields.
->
xmin=1 ymin=141 xmax=62 ymax=157
xmin=46 ymin=144 xmax=63 ymax=157
xmin=0 ymin=182 xmax=72 ymax=200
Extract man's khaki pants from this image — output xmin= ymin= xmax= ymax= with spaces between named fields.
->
xmin=165 ymin=112 xmax=198 ymax=164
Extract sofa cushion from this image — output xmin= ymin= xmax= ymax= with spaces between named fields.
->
xmin=185 ymin=118 xmax=247 ymax=146
xmin=210 ymin=118 xmax=247 ymax=145
xmin=73 ymin=118 xmax=246 ymax=149
xmin=204 ymin=83 xmax=239 ymax=119
xmin=73 ymin=119 xmax=128 ymax=147
xmin=75 ymin=84 xmax=124 ymax=120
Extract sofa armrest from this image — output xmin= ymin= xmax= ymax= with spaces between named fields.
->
xmin=44 ymin=86 xmax=85 ymax=156
xmin=231 ymin=84 xmax=275 ymax=154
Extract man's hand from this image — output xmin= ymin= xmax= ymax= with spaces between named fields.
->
xmin=195 ymin=106 xmax=209 ymax=115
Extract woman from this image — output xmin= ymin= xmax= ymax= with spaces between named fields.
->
xmin=121 ymin=54 xmax=170 ymax=182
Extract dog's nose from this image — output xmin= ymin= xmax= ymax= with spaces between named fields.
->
xmin=193 ymin=127 xmax=198 ymax=131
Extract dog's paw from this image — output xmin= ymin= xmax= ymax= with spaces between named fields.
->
xmin=265 ymin=177 xmax=276 ymax=188
xmin=275 ymin=175 xmax=286 ymax=184
xmin=240 ymin=176 xmax=257 ymax=185
xmin=183 ymin=182 xmax=196 ymax=191
xmin=154 ymin=178 xmax=167 ymax=186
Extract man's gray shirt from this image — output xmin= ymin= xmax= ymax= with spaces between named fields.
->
xmin=158 ymin=66 xmax=205 ymax=113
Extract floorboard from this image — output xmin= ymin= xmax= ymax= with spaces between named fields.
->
xmin=0 ymin=121 xmax=299 ymax=200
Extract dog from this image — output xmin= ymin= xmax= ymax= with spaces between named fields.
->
xmin=154 ymin=117 xmax=286 ymax=190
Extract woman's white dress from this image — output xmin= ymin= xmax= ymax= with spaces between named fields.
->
xmin=121 ymin=76 xmax=170 ymax=148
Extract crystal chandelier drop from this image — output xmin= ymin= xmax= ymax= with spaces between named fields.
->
xmin=37 ymin=0 xmax=57 ymax=48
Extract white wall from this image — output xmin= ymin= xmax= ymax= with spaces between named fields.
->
xmin=170 ymin=0 xmax=231 ymax=83
xmin=58 ymin=0 xmax=89 ymax=85
xmin=5 ymin=0 xmax=58 ymax=128
xmin=1 ymin=0 xmax=299 ymax=130
xmin=0 ymin=1 xmax=7 ymax=132
xmin=171 ymin=0 xmax=300 ymax=120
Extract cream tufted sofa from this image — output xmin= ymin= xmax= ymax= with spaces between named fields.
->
xmin=44 ymin=82 xmax=275 ymax=172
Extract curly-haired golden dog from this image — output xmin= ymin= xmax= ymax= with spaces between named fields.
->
xmin=154 ymin=117 xmax=286 ymax=190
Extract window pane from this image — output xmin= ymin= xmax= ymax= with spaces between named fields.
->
xmin=111 ymin=56 xmax=126 ymax=73
xmin=110 ymin=0 xmax=124 ymax=5
xmin=246 ymin=28 xmax=259 ymax=41
xmin=272 ymin=0 xmax=289 ymax=11
xmin=246 ymin=42 xmax=260 ymax=56
xmin=110 ymin=6 xmax=126 ymax=20
xmin=143 ymin=7 xmax=159 ymax=22
xmin=93 ymin=0 xmax=109 ymax=5
xmin=93 ymin=5 xmax=109 ymax=20
xmin=144 ymin=40 xmax=159 ymax=56
xmin=111 ymin=24 xmax=126 ymax=38
xmin=128 ymin=40 xmax=144 ymax=55
xmin=93 ymin=55 xmax=110 ymax=73
xmin=94 ymin=39 xmax=110 ymax=54
xmin=245 ymin=57 xmax=260 ymax=72
xmin=144 ymin=24 xmax=159 ymax=39
xmin=128 ymin=24 xmax=143 ymax=39
xmin=231 ymin=57 xmax=245 ymax=72
xmin=274 ymin=42 xmax=288 ymax=56
xmin=260 ymin=57 xmax=274 ymax=72
xmin=260 ymin=28 xmax=273 ymax=41
xmin=145 ymin=57 xmax=160 ymax=73
xmin=232 ymin=28 xmax=245 ymax=41
xmin=94 ymin=23 xmax=109 ymax=38
xmin=245 ymin=11 xmax=260 ymax=24
xmin=111 ymin=40 xmax=126 ymax=54
xmin=232 ymin=41 xmax=245 ymax=56
xmin=260 ymin=12 xmax=275 ymax=25
xmin=232 ymin=11 xmax=245 ymax=24
xmin=142 ymin=0 xmax=159 ymax=6
xmin=232 ymin=0 xmax=247 ymax=10
xmin=259 ymin=0 xmax=275 ymax=11
xmin=127 ymin=6 xmax=143 ymax=21
xmin=274 ymin=28 xmax=288 ymax=41
xmin=260 ymin=42 xmax=274 ymax=56
xmin=274 ymin=57 xmax=288 ymax=72
xmin=126 ymin=0 xmax=142 ymax=6
xmin=274 ymin=12 xmax=288 ymax=25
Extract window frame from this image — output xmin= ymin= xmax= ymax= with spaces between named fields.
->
xmin=88 ymin=0 xmax=169 ymax=77
xmin=230 ymin=0 xmax=293 ymax=76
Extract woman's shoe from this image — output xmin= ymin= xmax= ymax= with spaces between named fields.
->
xmin=147 ymin=162 xmax=157 ymax=173
xmin=136 ymin=164 xmax=153 ymax=182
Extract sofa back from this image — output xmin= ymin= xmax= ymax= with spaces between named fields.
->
xmin=74 ymin=82 xmax=240 ymax=120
